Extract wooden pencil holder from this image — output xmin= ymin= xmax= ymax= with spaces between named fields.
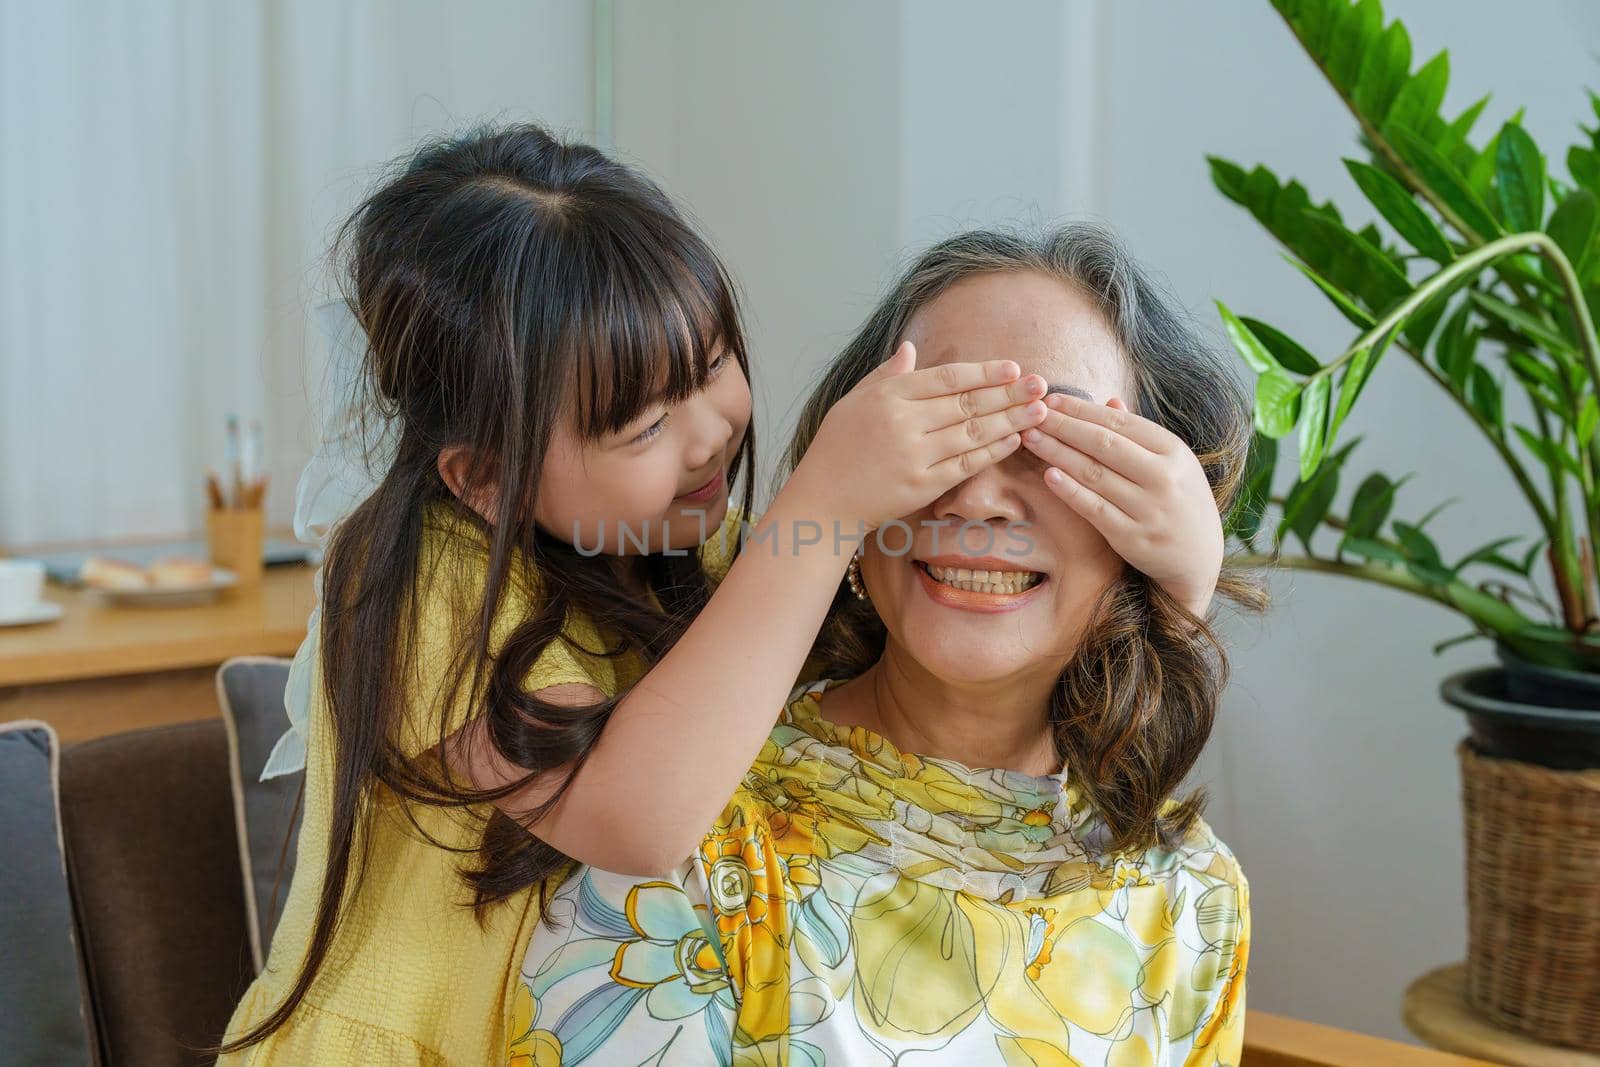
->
xmin=207 ymin=507 xmax=265 ymax=587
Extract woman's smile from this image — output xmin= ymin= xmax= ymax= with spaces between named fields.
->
xmin=912 ymin=553 xmax=1049 ymax=614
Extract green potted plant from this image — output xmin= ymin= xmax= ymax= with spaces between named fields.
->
xmin=1212 ymin=0 xmax=1600 ymax=1051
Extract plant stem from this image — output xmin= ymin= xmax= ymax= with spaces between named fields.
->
xmin=1232 ymin=550 xmax=1455 ymax=608
xmin=1319 ymin=235 xmax=1573 ymax=376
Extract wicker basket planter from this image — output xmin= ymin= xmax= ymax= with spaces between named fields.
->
xmin=1446 ymin=658 xmax=1600 ymax=1052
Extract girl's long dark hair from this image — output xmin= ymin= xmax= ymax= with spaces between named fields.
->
xmin=222 ymin=123 xmax=753 ymax=1051
xmin=787 ymin=224 xmax=1266 ymax=856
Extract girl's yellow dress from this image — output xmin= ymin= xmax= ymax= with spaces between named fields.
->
xmin=221 ymin=504 xmax=744 ymax=1064
xmin=510 ymin=678 xmax=1250 ymax=1066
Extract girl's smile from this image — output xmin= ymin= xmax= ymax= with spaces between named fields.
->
xmin=676 ymin=466 xmax=724 ymax=504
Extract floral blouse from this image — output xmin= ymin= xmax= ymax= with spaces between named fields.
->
xmin=509 ymin=679 xmax=1250 ymax=1066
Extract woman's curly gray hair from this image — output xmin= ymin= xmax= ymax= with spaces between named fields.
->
xmin=786 ymin=222 xmax=1267 ymax=855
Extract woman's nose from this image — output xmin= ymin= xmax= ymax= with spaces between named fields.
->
xmin=931 ymin=463 xmax=1025 ymax=526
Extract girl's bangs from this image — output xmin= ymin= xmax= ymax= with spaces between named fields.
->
xmin=569 ymin=225 xmax=743 ymax=441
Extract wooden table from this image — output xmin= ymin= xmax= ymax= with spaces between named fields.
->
xmin=0 ymin=565 xmax=314 ymax=742
xmin=1246 ymin=1008 xmax=1496 ymax=1065
xmin=1404 ymin=963 xmax=1600 ymax=1066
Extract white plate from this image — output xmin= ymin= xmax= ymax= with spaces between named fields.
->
xmin=90 ymin=567 xmax=239 ymax=606
xmin=0 ymin=601 xmax=64 ymax=627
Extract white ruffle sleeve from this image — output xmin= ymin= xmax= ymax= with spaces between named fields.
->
xmin=260 ymin=300 xmax=396 ymax=780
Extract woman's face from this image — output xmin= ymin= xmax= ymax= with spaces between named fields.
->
xmin=857 ymin=270 xmax=1135 ymax=685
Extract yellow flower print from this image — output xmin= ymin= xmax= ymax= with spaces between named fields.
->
xmin=1018 ymin=804 xmax=1054 ymax=828
xmin=762 ymin=777 xmax=880 ymax=860
xmin=607 ymin=881 xmax=729 ymax=1020
xmin=507 ymin=983 xmax=563 ymax=1067
xmin=1023 ymin=907 xmax=1057 ymax=981
xmin=699 ymin=827 xmax=793 ymax=1046
xmin=1170 ymin=881 xmax=1243 ymax=1043
xmin=1098 ymin=859 xmax=1155 ymax=891
xmin=853 ymin=875 xmax=985 ymax=1044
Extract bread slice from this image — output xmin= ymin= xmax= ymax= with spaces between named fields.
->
xmin=81 ymin=556 xmax=150 ymax=590
xmin=148 ymin=556 xmax=214 ymax=588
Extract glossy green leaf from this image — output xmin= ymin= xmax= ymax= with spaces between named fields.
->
xmin=1547 ymin=188 xmax=1598 ymax=274
xmin=1521 ymin=539 xmax=1548 ymax=575
xmin=1434 ymin=630 xmax=1484 ymax=655
xmin=1580 ymin=395 xmax=1599 ymax=446
xmin=1389 ymin=126 xmax=1502 ymax=240
xmin=1453 ymin=535 xmax=1524 ymax=572
xmin=1384 ymin=49 xmax=1449 ymax=135
xmin=1468 ymin=364 xmax=1503 ymax=429
xmin=1278 ymin=438 xmax=1359 ymax=551
xmin=1496 ymin=122 xmax=1546 ymax=232
xmin=1469 ymin=109 xmax=1521 ymax=208
xmin=1514 ymin=424 xmax=1583 ymax=479
xmin=1325 ymin=0 xmax=1382 ymax=91
xmin=1438 ymin=94 xmax=1490 ymax=167
xmin=1393 ymin=520 xmax=1443 ymax=566
xmin=1256 ymin=368 xmax=1303 ymax=439
xmin=1217 ymin=301 xmax=1283 ymax=375
xmin=1342 ymin=535 xmax=1408 ymax=565
xmin=1343 ymin=471 xmax=1403 ymax=541
xmin=1433 ymin=299 xmax=1479 ymax=392
xmin=1299 ymin=375 xmax=1333 ymax=479
xmin=1345 ymin=158 xmax=1454 ymax=262
xmin=1505 ymin=351 xmax=1565 ymax=399
xmin=1241 ymin=317 xmax=1322 ymax=374
xmin=1208 ymin=156 xmax=1248 ymax=201
xmin=1271 ymin=0 xmax=1333 ymax=54
xmin=1352 ymin=19 xmax=1412 ymax=125
xmin=1469 ymin=290 xmax=1576 ymax=354
xmin=1300 ymin=211 xmax=1413 ymax=312
xmin=1228 ymin=432 xmax=1278 ymax=541
xmin=1288 ymin=256 xmax=1378 ymax=329
xmin=1570 ymin=146 xmax=1600 ymax=195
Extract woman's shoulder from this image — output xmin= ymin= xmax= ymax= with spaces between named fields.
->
xmin=1143 ymin=811 xmax=1250 ymax=924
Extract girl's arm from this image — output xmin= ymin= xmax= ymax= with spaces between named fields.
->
xmin=451 ymin=345 xmax=1048 ymax=874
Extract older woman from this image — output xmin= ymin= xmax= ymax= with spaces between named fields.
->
xmin=508 ymin=225 xmax=1260 ymax=1066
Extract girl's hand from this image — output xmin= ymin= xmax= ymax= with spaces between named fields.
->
xmin=793 ymin=342 xmax=1048 ymax=531
xmin=1022 ymin=392 xmax=1222 ymax=617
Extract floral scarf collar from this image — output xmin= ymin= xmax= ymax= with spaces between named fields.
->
xmin=737 ymin=679 xmax=1176 ymax=905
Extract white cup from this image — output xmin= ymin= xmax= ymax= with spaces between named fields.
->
xmin=0 ymin=559 xmax=46 ymax=617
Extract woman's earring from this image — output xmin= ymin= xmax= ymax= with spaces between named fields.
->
xmin=846 ymin=550 xmax=870 ymax=602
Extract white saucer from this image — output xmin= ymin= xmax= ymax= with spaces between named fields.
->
xmin=0 ymin=601 xmax=64 ymax=627
xmin=90 ymin=567 xmax=238 ymax=606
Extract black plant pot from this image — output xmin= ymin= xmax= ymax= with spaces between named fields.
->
xmin=1440 ymin=646 xmax=1600 ymax=769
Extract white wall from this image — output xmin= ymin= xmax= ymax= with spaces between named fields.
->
xmin=609 ymin=0 xmax=906 ymax=501
xmin=609 ymin=0 xmax=1080 ymax=499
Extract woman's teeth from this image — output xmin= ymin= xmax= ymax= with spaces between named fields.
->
xmin=924 ymin=563 xmax=1044 ymax=594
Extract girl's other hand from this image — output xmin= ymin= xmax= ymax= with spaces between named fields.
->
xmin=792 ymin=342 xmax=1048 ymax=531
xmin=1022 ymin=392 xmax=1223 ymax=617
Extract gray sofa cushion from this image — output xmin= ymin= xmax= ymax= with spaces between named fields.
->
xmin=216 ymin=657 xmax=302 ymax=970
xmin=0 ymin=720 xmax=94 ymax=1064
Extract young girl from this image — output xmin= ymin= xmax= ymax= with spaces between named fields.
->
xmin=219 ymin=123 xmax=1049 ymax=1063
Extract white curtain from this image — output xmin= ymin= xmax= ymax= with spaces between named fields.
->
xmin=0 ymin=0 xmax=596 ymax=546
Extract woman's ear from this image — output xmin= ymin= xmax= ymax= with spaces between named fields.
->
xmin=437 ymin=445 xmax=500 ymax=521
